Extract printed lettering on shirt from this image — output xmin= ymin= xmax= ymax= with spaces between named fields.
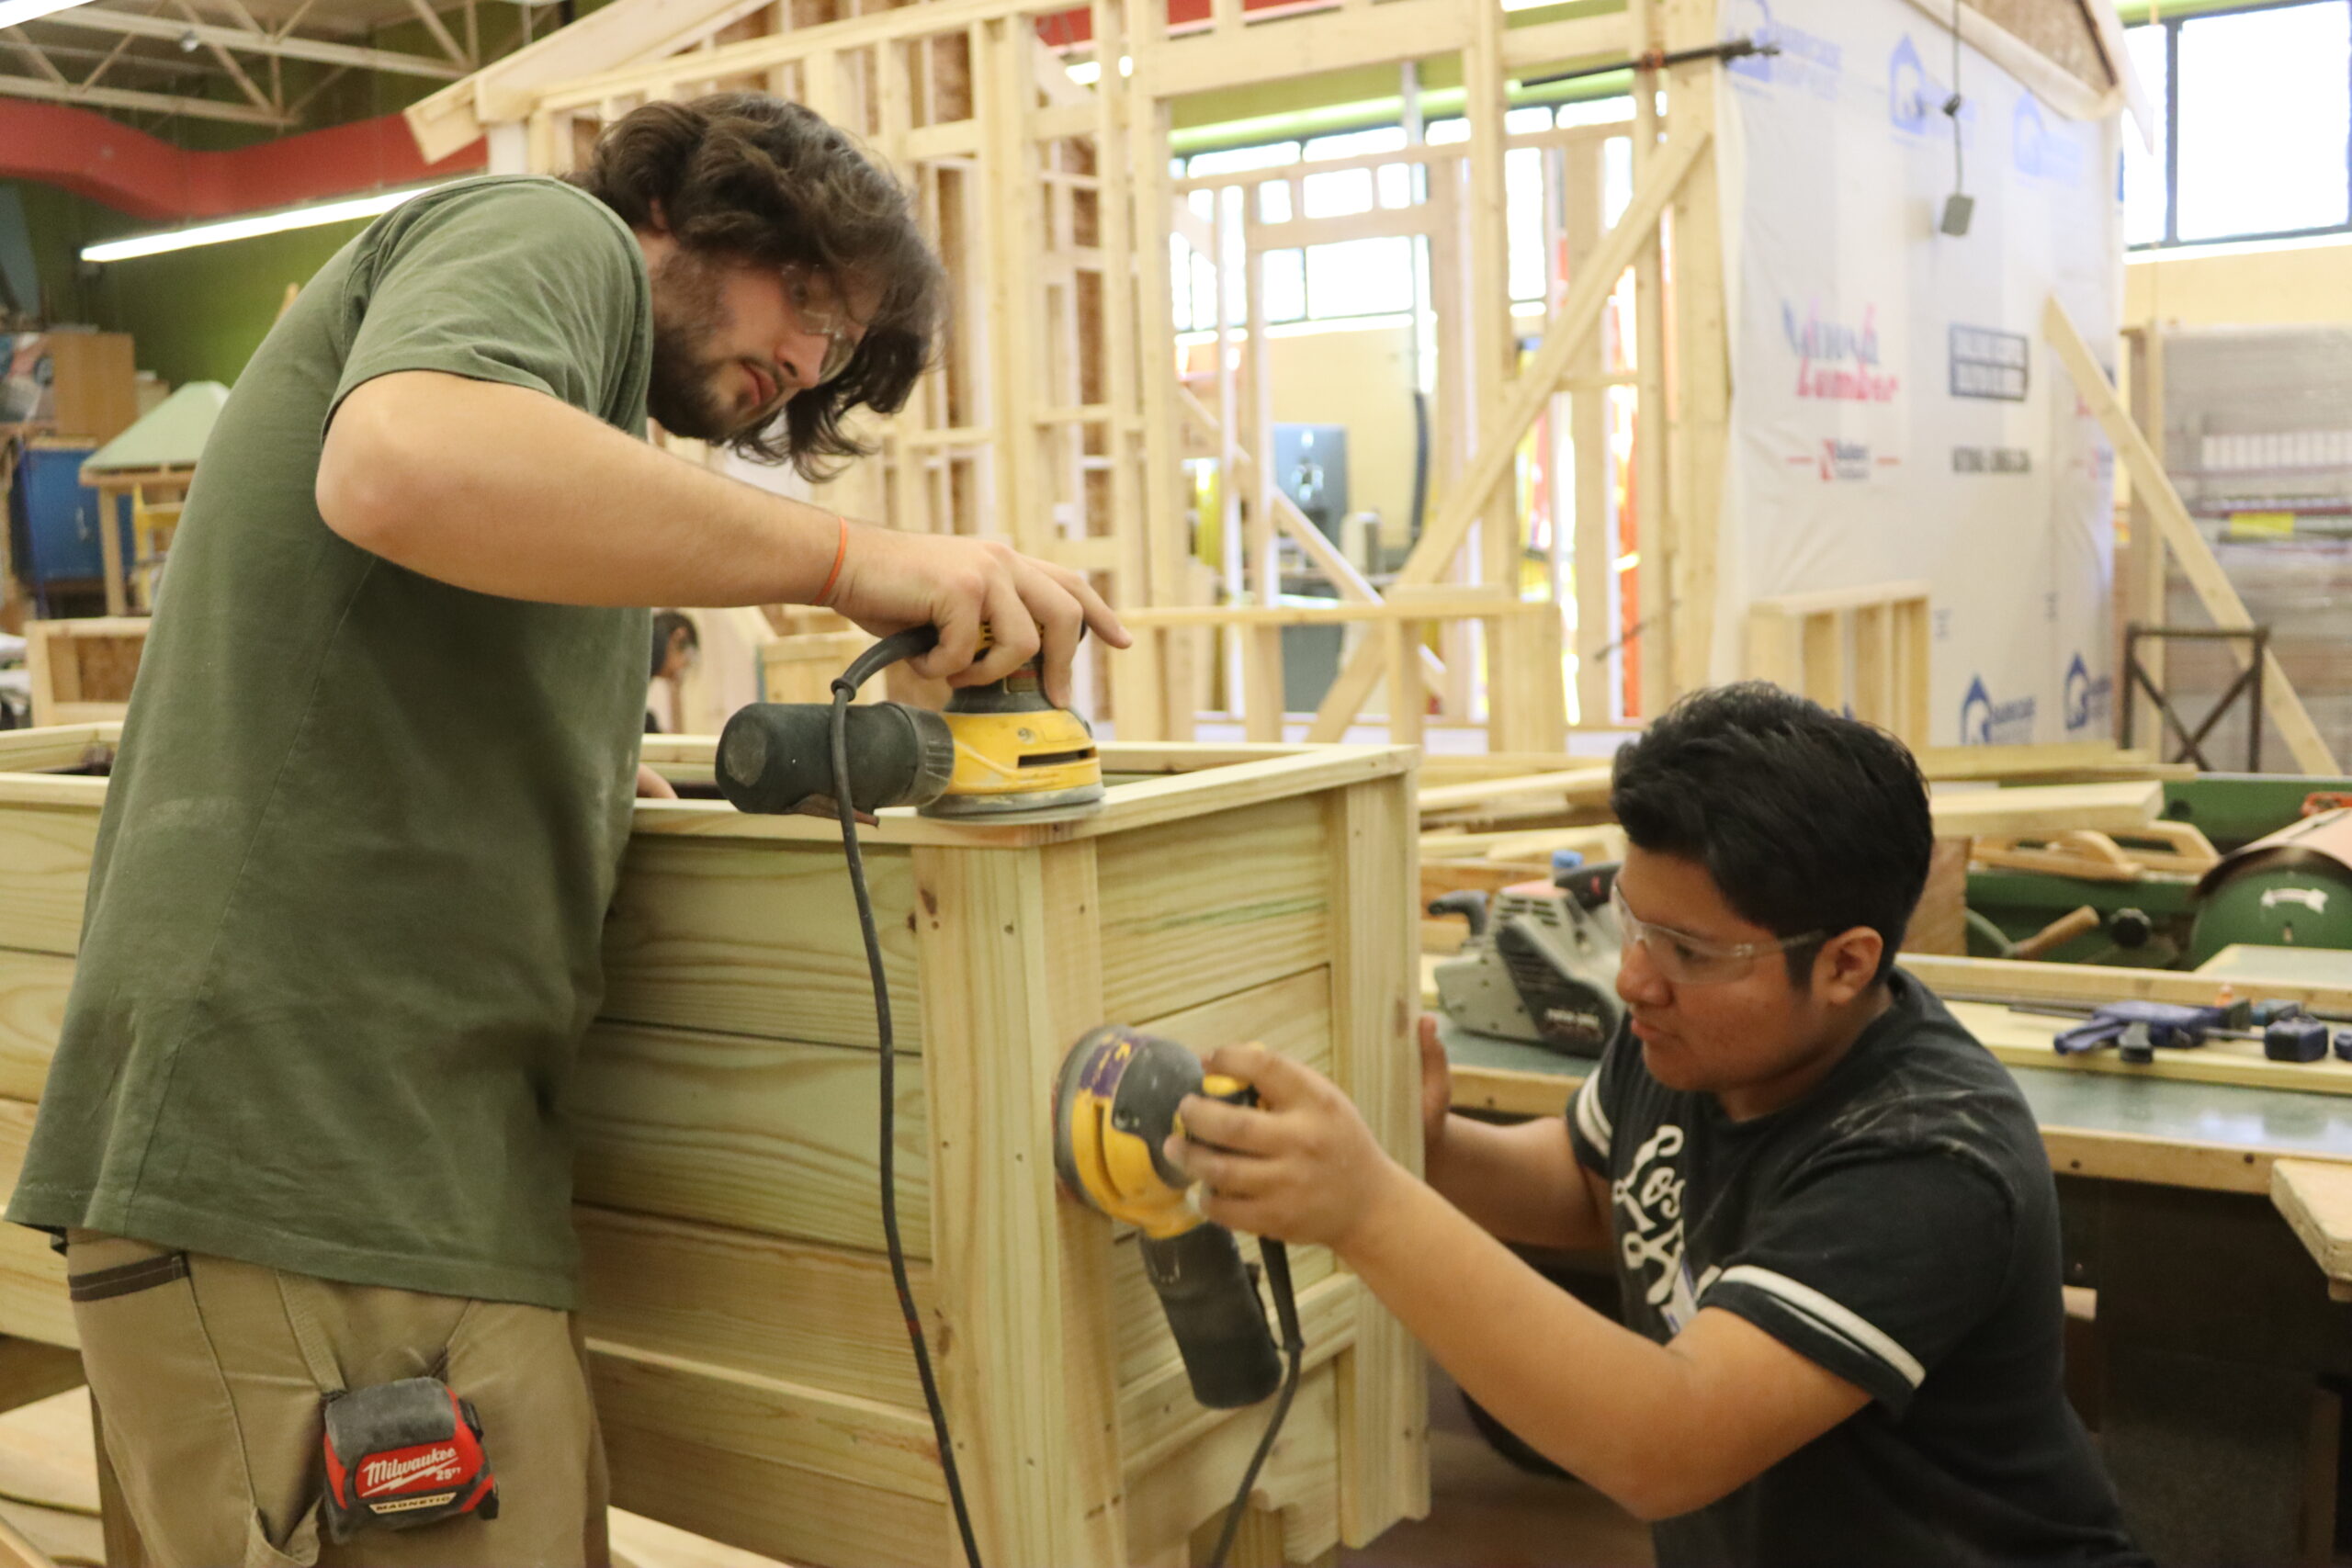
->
xmin=1613 ymin=1123 xmax=1687 ymax=1309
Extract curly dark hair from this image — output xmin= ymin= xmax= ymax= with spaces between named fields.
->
xmin=571 ymin=93 xmax=945 ymax=479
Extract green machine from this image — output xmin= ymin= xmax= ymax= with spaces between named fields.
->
xmin=1965 ymin=774 xmax=2352 ymax=969
xmin=2184 ymin=809 xmax=2352 ymax=967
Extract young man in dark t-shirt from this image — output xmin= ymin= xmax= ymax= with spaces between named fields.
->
xmin=1170 ymin=683 xmax=2148 ymax=1567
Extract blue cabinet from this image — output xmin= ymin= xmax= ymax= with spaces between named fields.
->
xmin=8 ymin=443 xmax=131 ymax=612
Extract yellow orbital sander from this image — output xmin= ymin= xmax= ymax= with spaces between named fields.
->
xmin=713 ymin=624 xmax=1103 ymax=821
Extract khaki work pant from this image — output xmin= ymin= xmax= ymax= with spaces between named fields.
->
xmin=67 ymin=1232 xmax=610 ymax=1568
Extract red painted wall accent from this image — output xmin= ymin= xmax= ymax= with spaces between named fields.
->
xmin=0 ymin=100 xmax=485 ymax=222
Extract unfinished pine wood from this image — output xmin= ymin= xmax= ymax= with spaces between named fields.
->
xmin=576 ymin=1205 xmax=930 ymax=1407
xmin=1098 ymin=794 xmax=1332 ymax=1023
xmin=0 ymin=1104 xmax=69 ymax=1350
xmin=589 ymin=1339 xmax=944 ymax=1500
xmin=2270 ymin=1159 xmax=2352 ymax=1299
xmin=1926 ymin=782 xmax=2163 ymax=840
xmin=600 ymin=839 xmax=923 ymax=1050
xmin=913 ymin=839 xmax=1126 ymax=1566
xmin=1127 ymin=1363 xmax=1340 ymax=1568
xmin=570 ymin=1021 xmax=931 ymax=1253
xmin=596 ymin=1378 xmax=950 ymax=1568
xmin=0 ymin=714 xmax=1425 ymax=1566
xmin=0 ymin=954 xmax=69 ymax=1104
xmin=1325 ymin=778 xmax=1429 ymax=1541
xmin=0 ymin=811 xmax=97 ymax=958
xmin=1746 ymin=581 xmax=1930 ymax=748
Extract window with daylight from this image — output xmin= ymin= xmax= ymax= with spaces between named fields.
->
xmin=2125 ymin=0 xmax=2352 ymax=248
xmin=1171 ymin=99 xmax=1634 ymax=329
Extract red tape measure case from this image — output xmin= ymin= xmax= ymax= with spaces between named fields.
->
xmin=321 ymin=1377 xmax=499 ymax=1540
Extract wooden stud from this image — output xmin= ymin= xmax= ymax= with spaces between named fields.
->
xmin=1661 ymin=0 xmax=1729 ymax=699
xmin=912 ymin=840 xmax=1125 ymax=1566
xmin=1323 ymin=775 xmax=1429 ymax=1542
xmin=1305 ymin=126 xmax=1709 ymax=742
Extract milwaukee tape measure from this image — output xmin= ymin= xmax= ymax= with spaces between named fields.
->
xmin=321 ymin=1377 xmax=499 ymax=1540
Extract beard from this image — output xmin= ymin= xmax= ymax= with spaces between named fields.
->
xmin=644 ymin=245 xmax=769 ymax=445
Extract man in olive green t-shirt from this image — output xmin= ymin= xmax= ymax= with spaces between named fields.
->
xmin=9 ymin=95 xmax=1125 ymax=1564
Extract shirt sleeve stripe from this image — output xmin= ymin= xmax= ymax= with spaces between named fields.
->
xmin=1714 ymin=1264 xmax=1927 ymax=1388
xmin=1572 ymin=1077 xmax=1611 ymax=1158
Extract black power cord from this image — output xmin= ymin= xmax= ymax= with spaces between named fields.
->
xmin=829 ymin=655 xmax=986 ymax=1568
xmin=1206 ymin=1239 xmax=1305 ymax=1568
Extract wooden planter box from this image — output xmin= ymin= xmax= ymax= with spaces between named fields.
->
xmin=0 ymin=724 xmax=1429 ymax=1567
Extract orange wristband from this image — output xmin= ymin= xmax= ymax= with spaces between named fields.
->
xmin=815 ymin=514 xmax=849 ymax=605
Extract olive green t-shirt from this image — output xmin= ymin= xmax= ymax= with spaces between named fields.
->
xmin=7 ymin=176 xmax=655 ymax=1309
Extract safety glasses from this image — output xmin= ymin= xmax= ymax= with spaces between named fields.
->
xmin=781 ymin=264 xmax=862 ymax=387
xmin=1609 ymin=881 xmax=1824 ymax=987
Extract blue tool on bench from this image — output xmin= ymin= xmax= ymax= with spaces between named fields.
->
xmin=2053 ymin=1001 xmax=2233 ymax=1058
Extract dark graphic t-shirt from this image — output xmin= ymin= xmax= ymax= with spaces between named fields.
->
xmin=1566 ymin=970 xmax=2149 ymax=1568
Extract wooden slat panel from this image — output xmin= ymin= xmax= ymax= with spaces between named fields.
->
xmin=587 ymin=1340 xmax=943 ymax=1502
xmin=1098 ymin=794 xmax=1330 ymax=1022
xmin=1326 ymin=775 xmax=1429 ymax=1543
xmin=597 ymin=1366 xmax=949 ymax=1568
xmin=1125 ymin=1362 xmax=1340 ymax=1568
xmin=600 ymin=838 xmax=923 ymax=1051
xmin=0 ymin=1100 xmax=71 ymax=1348
xmin=571 ymin=1021 xmax=929 ymax=1254
xmin=0 ymin=809 xmax=96 ymax=956
xmin=576 ymin=1206 xmax=932 ymax=1409
xmin=0 ymin=950 xmax=70 ymax=1102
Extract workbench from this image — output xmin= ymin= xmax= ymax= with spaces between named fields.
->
xmin=1440 ymin=974 xmax=2352 ymax=1568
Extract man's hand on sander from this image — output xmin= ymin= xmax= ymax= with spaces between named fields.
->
xmin=824 ymin=525 xmax=1130 ymax=709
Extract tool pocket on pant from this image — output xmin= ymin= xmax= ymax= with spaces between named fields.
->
xmin=71 ymin=1235 xmax=318 ymax=1568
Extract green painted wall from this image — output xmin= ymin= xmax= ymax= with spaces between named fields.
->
xmin=7 ymin=179 xmax=372 ymax=387
xmin=85 ymin=216 xmax=377 ymax=389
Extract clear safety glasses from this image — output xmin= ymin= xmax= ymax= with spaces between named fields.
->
xmin=1609 ymin=881 xmax=1824 ymax=987
xmin=782 ymin=265 xmax=861 ymax=387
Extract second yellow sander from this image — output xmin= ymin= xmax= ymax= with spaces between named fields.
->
xmin=713 ymin=624 xmax=1103 ymax=820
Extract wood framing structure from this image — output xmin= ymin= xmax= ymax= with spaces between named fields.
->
xmin=20 ymin=617 xmax=144 ymax=728
xmin=0 ymin=721 xmax=1427 ymax=1567
xmin=1745 ymin=581 xmax=1931 ymax=751
xmin=405 ymin=0 xmax=1752 ymax=751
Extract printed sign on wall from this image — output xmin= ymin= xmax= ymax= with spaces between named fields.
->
xmin=1713 ymin=0 xmax=2120 ymax=745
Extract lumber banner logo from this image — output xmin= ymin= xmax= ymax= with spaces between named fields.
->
xmin=1961 ymin=675 xmax=2036 ymax=746
xmin=2064 ymin=654 xmax=2112 ymax=735
xmin=1783 ymin=300 xmax=1899 ymax=403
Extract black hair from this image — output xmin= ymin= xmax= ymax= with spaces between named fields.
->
xmin=571 ymin=94 xmax=946 ymax=480
xmin=650 ymin=610 xmax=699 ymax=679
xmin=1609 ymin=682 xmax=1933 ymax=986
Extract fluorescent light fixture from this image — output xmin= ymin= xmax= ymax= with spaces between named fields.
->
xmin=0 ymin=0 xmax=93 ymax=29
xmin=80 ymin=184 xmax=444 ymax=264
xmin=1062 ymin=54 xmax=1129 ymax=85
